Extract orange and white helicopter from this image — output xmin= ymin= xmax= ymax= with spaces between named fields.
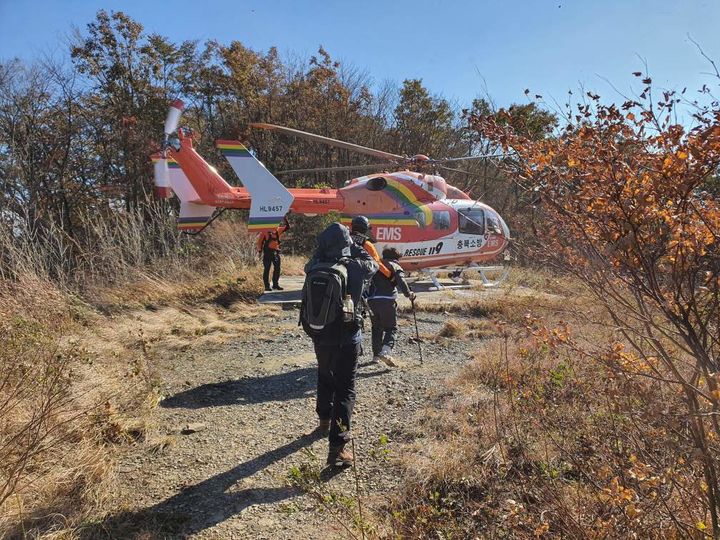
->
xmin=152 ymin=100 xmax=511 ymax=288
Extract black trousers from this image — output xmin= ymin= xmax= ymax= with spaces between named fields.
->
xmin=368 ymin=298 xmax=398 ymax=356
xmin=262 ymin=249 xmax=281 ymax=288
xmin=314 ymin=342 xmax=360 ymax=446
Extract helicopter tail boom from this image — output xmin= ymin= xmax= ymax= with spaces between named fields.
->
xmin=168 ymin=131 xmax=235 ymax=204
xmin=178 ymin=201 xmax=216 ymax=232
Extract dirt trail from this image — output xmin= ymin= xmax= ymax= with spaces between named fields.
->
xmin=86 ymin=283 xmax=498 ymax=539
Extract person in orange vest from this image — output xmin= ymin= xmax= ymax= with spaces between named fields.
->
xmin=256 ymin=216 xmax=290 ymax=291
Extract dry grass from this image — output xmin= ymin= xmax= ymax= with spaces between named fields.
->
xmin=281 ymin=254 xmax=309 ymax=276
xmin=437 ymin=319 xmax=467 ymax=338
xmin=390 ymin=276 xmax=710 ymax=538
xmin=0 ymin=208 xmax=280 ymax=538
xmin=0 ymin=280 xmax=111 ymax=537
xmin=502 ymin=265 xmax=570 ymax=296
xmin=406 ymin=287 xmax=569 ymax=326
xmin=436 ymin=319 xmax=497 ymax=341
xmin=0 ymin=272 xmax=267 ymax=537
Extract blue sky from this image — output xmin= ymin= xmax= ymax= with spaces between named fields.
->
xmin=0 ymin=0 xmax=718 ymax=110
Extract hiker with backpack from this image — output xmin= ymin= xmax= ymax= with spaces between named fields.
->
xmin=300 ymin=222 xmax=378 ymax=467
xmin=368 ymin=247 xmax=416 ymax=367
xmin=256 ymin=216 xmax=290 ymax=292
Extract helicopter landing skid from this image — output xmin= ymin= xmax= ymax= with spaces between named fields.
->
xmin=470 ymin=264 xmax=511 ymax=288
xmin=412 ymin=263 xmax=510 ymax=291
xmin=414 ymin=270 xmax=473 ymax=292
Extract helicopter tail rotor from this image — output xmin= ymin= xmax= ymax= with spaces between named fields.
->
xmin=153 ymin=99 xmax=185 ymax=199
xmin=163 ymin=99 xmax=184 ymax=143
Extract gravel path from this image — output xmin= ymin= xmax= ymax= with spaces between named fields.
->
xmin=94 ymin=287 xmax=485 ymax=539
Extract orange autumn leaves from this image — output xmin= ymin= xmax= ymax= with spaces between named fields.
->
xmin=472 ymin=89 xmax=720 ymax=318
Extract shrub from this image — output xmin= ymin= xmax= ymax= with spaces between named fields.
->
xmin=473 ymin=71 xmax=720 ymax=534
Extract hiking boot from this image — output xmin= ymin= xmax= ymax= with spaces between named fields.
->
xmin=272 ymin=285 xmax=284 ymax=290
xmin=264 ymin=286 xmax=272 ymax=292
xmin=327 ymin=444 xmax=354 ymax=467
xmin=379 ymin=355 xmax=397 ymax=367
xmin=371 ymin=355 xmax=382 ymax=364
xmin=378 ymin=346 xmax=397 ymax=367
xmin=317 ymin=418 xmax=330 ymax=437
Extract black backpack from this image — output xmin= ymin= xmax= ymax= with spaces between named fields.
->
xmin=300 ymin=260 xmax=348 ymax=337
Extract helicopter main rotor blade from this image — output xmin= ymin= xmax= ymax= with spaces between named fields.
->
xmin=250 ymin=123 xmax=404 ymax=162
xmin=275 ymin=162 xmax=395 ymax=176
xmin=436 ymin=153 xmax=504 ymax=164
xmin=438 ymin=164 xmax=498 ymax=178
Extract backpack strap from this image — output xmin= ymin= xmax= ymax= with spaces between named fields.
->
xmin=350 ymin=232 xmax=366 ymax=247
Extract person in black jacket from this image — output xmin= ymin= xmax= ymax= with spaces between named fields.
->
xmin=304 ymin=222 xmax=378 ymax=466
xmin=367 ymin=247 xmax=415 ymax=366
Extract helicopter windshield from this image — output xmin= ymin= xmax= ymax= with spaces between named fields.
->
xmin=458 ymin=208 xmax=485 ymax=235
xmin=486 ymin=215 xmax=503 ymax=234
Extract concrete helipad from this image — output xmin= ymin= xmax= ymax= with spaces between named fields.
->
xmin=257 ymin=274 xmax=495 ymax=307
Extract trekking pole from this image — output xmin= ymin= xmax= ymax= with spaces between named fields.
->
xmin=410 ymin=295 xmax=423 ymax=363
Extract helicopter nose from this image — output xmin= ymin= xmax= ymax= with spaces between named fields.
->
xmin=498 ymin=215 xmax=511 ymax=241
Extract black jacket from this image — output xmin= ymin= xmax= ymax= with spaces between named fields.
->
xmin=368 ymin=260 xmax=411 ymax=300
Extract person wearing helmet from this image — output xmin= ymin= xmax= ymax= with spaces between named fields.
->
xmin=350 ymin=216 xmax=391 ymax=279
xmin=256 ymin=216 xmax=290 ymax=292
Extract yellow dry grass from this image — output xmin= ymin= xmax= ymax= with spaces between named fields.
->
xmin=437 ymin=319 xmax=467 ymax=338
xmin=281 ymin=254 xmax=309 ymax=276
xmin=0 ymin=257 xmax=273 ymax=538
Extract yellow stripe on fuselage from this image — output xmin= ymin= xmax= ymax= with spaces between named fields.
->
xmin=385 ymin=178 xmax=433 ymax=226
xmin=216 ymin=143 xmax=248 ymax=151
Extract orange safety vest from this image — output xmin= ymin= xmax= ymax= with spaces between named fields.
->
xmin=256 ymin=225 xmax=287 ymax=252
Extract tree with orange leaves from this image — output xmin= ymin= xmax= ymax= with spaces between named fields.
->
xmin=472 ymin=71 xmax=720 ymax=535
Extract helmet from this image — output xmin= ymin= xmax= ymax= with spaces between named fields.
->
xmin=351 ymin=215 xmax=371 ymax=234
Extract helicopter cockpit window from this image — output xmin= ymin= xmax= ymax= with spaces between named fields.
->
xmin=458 ymin=208 xmax=485 ymax=235
xmin=366 ymin=177 xmax=387 ymax=191
xmin=433 ymin=210 xmax=451 ymax=230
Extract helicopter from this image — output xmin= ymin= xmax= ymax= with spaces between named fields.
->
xmin=152 ymin=100 xmax=511 ymax=288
